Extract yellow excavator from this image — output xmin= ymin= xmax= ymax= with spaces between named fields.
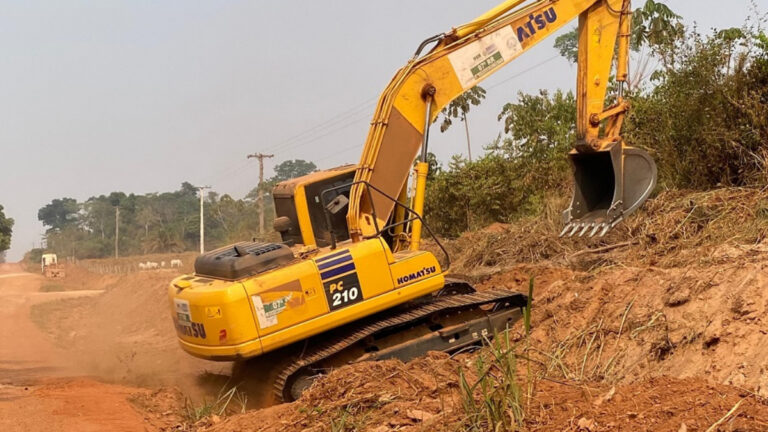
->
xmin=168 ymin=0 xmax=656 ymax=402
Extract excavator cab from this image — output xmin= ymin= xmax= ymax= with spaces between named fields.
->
xmin=562 ymin=142 xmax=657 ymax=237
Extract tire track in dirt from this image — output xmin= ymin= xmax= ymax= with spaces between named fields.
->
xmin=0 ymin=264 xmax=151 ymax=432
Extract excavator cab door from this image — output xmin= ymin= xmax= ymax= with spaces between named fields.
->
xmin=562 ymin=142 xmax=657 ymax=237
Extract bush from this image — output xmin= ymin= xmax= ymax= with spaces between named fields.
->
xmin=426 ymin=20 xmax=768 ymax=238
xmin=626 ymin=24 xmax=768 ymax=189
xmin=425 ymin=90 xmax=575 ymax=237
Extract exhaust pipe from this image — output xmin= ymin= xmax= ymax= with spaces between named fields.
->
xmin=561 ymin=142 xmax=656 ymax=237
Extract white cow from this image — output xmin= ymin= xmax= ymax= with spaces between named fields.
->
xmin=138 ymin=262 xmax=147 ymax=271
xmin=170 ymin=259 xmax=182 ymax=268
xmin=147 ymin=261 xmax=159 ymax=270
xmin=161 ymin=261 xmax=166 ymax=268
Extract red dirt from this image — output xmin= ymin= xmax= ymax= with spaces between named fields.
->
xmin=4 ymin=189 xmax=768 ymax=431
xmin=0 ymin=378 xmax=153 ymax=432
xmin=0 ymin=263 xmax=153 ymax=431
xmin=208 ymin=217 xmax=768 ymax=430
xmin=208 ymin=353 xmax=768 ymax=432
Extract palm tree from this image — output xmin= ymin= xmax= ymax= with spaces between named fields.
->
xmin=438 ymin=86 xmax=486 ymax=162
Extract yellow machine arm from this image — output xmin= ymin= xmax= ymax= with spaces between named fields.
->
xmin=348 ymin=0 xmax=656 ymax=244
xmin=168 ymin=2 xmax=656 ymax=401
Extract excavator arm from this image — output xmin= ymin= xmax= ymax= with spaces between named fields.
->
xmin=168 ymin=2 xmax=656 ymax=399
xmin=347 ymin=0 xmax=656 ymax=244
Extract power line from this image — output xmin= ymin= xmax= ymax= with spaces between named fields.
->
xmin=197 ymin=53 xmax=565 ymax=191
xmin=269 ymin=55 xmax=563 ymax=159
xmin=258 ymin=97 xmax=377 ymax=154
xmin=271 ymin=111 xmax=372 ymax=157
xmin=200 ymin=159 xmax=253 ymax=186
xmin=314 ymin=142 xmax=363 ymax=163
xmin=486 ymin=54 xmax=562 ymax=90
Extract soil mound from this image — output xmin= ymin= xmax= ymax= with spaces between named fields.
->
xmin=206 ymin=188 xmax=768 ymax=431
xmin=30 ymin=265 xmax=224 ymax=391
xmin=437 ymin=187 xmax=768 ymax=275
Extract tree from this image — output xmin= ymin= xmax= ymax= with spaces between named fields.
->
xmin=625 ymin=23 xmax=768 ymax=188
xmin=438 ymin=86 xmax=486 ymax=161
xmin=554 ymin=29 xmax=578 ymax=63
xmin=270 ymin=159 xmax=317 ymax=183
xmin=425 ymin=89 xmax=578 ymax=236
xmin=631 ymin=0 xmax=683 ymax=49
xmin=246 ymin=158 xmax=318 ymax=210
xmin=554 ymin=0 xmax=682 ymax=63
xmin=0 ymin=204 xmax=14 ymax=255
xmin=38 ymin=198 xmax=79 ymax=232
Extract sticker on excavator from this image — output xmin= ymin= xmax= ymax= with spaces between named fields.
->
xmin=174 ymin=299 xmax=192 ymax=326
xmin=252 ymin=295 xmax=289 ymax=329
xmin=447 ymin=25 xmax=522 ymax=90
xmin=323 ymin=272 xmax=363 ymax=312
xmin=264 ymin=295 xmax=291 ymax=317
xmin=173 ymin=298 xmax=207 ymax=339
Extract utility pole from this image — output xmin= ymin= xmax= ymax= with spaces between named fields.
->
xmin=194 ymin=185 xmax=211 ymax=253
xmin=246 ymin=152 xmax=274 ymax=234
xmin=114 ymin=206 xmax=120 ymax=259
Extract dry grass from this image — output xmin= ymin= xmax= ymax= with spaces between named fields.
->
xmin=427 ymin=187 xmax=768 ymax=276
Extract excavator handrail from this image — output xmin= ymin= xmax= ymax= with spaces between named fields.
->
xmin=320 ymin=180 xmax=451 ymax=270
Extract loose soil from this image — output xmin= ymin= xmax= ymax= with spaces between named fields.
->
xmin=3 ymin=188 xmax=768 ymax=431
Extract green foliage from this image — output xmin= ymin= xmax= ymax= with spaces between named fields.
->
xmin=625 ymin=23 xmax=768 ymax=188
xmin=496 ymin=89 xmax=575 ymax=179
xmin=554 ymin=0 xmax=682 ymax=63
xmin=271 ymin=159 xmax=317 ymax=183
xmin=554 ymin=29 xmax=578 ymax=63
xmin=38 ymin=159 xmax=323 ymax=259
xmin=425 ymin=90 xmax=575 ymax=236
xmin=438 ymin=86 xmax=486 ymax=132
xmin=631 ymin=0 xmax=683 ymax=49
xmin=39 ymin=158 xmax=318 ymax=259
xmin=0 ymin=204 xmax=13 ymax=254
xmin=459 ymin=331 xmax=525 ymax=431
xmin=38 ymin=198 xmax=78 ymax=232
xmin=426 ymin=13 xmax=768 ymax=237
xmin=40 ymin=183 xmax=268 ymax=259
xmin=246 ymin=158 xmax=318 ymax=203
xmin=25 ymin=248 xmax=44 ymax=267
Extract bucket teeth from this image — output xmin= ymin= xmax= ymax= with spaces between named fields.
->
xmin=559 ymin=221 xmax=618 ymax=237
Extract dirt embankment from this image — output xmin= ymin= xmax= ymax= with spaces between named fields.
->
xmin=30 ymin=263 xmax=225 ymax=391
xmin=7 ymin=188 xmax=768 ymax=431
xmin=0 ymin=262 xmax=189 ymax=432
xmin=207 ymin=188 xmax=768 ymax=431
xmin=208 ymin=253 xmax=768 ymax=432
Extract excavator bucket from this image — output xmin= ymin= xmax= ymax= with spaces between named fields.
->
xmin=561 ymin=142 xmax=657 ymax=237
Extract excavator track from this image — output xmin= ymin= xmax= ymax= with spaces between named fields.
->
xmin=273 ymin=287 xmax=527 ymax=402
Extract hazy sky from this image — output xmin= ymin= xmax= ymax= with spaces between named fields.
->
xmin=0 ymin=0 xmax=757 ymax=260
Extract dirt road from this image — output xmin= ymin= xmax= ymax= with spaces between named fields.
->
xmin=0 ymin=263 xmax=150 ymax=432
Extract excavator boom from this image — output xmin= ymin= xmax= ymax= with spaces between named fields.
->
xmin=347 ymin=0 xmax=656 ymax=242
xmin=168 ymin=0 xmax=658 ymax=404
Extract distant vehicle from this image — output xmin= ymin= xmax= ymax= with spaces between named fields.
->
xmin=41 ymin=253 xmax=65 ymax=279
